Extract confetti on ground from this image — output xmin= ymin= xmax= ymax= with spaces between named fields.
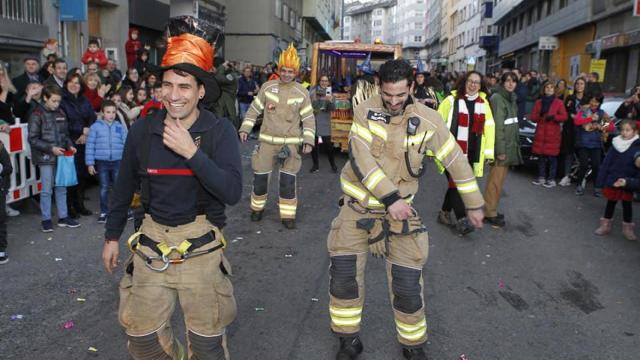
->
xmin=76 ymin=298 xmax=86 ymax=302
xmin=88 ymin=347 xmax=98 ymax=352
xmin=498 ymin=280 xmax=505 ymax=288
xmin=285 ymin=254 xmax=293 ymax=258
xmin=47 ymin=237 xmax=52 ymax=241
xmin=311 ymin=298 xmax=319 ymax=302
xmin=255 ymin=307 xmax=265 ymax=312
xmin=10 ymin=314 xmax=23 ymax=320
xmin=63 ymin=321 xmax=74 ymax=329
xmin=256 ymin=231 xmax=262 ymax=234
xmin=460 ymin=355 xmax=469 ymax=360
xmin=55 ymin=258 xmax=62 ymax=261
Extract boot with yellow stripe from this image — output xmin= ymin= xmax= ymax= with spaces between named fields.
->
xmin=402 ymin=347 xmax=428 ymax=360
xmin=336 ymin=335 xmax=363 ymax=360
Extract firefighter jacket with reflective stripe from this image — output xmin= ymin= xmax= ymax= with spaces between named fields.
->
xmin=342 ymin=95 xmax=484 ymax=211
xmin=240 ymin=80 xmax=316 ymax=146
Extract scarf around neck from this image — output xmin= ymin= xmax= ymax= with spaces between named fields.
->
xmin=612 ymin=134 xmax=639 ymax=153
xmin=455 ymin=94 xmax=486 ymax=154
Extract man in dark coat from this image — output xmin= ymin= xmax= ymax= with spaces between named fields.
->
xmin=12 ymin=56 xmax=43 ymax=100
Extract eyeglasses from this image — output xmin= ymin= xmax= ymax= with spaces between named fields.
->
xmin=466 ymin=80 xmax=481 ymax=86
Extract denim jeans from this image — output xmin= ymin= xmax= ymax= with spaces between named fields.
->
xmin=537 ymin=156 xmax=558 ymax=180
xmin=39 ymin=164 xmax=68 ymax=221
xmin=96 ymin=160 xmax=120 ymax=215
xmin=239 ymin=102 xmax=251 ymax=121
xmin=576 ymin=147 xmax=602 ymax=187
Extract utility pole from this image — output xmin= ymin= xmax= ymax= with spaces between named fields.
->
xmin=341 ymin=0 xmax=345 ymax=40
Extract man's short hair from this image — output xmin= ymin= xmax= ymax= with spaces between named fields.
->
xmin=53 ymin=58 xmax=67 ymax=67
xmin=101 ymin=100 xmax=117 ymax=112
xmin=378 ymin=60 xmax=413 ymax=85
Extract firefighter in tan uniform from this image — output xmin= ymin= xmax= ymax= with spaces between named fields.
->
xmin=239 ymin=44 xmax=315 ymax=229
xmin=328 ymin=60 xmax=485 ymax=360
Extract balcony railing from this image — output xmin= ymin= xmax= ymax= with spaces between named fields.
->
xmin=0 ymin=0 xmax=43 ymax=24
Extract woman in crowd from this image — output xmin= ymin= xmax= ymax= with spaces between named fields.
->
xmin=134 ymin=87 xmax=148 ymax=106
xmin=413 ymin=71 xmax=439 ymax=109
xmin=116 ymin=86 xmax=143 ymax=125
xmin=309 ymin=74 xmax=337 ymax=173
xmin=121 ymin=67 xmax=141 ymax=90
xmin=83 ymin=72 xmax=110 ymax=112
xmin=555 ymin=79 xmax=568 ymax=101
xmin=484 ymin=72 xmax=522 ymax=227
xmin=59 ymin=73 xmax=96 ymax=218
xmin=530 ymin=81 xmax=568 ymax=188
xmin=0 ymin=62 xmax=16 ymax=125
xmin=559 ymin=77 xmax=588 ymax=186
xmin=437 ymin=71 xmax=495 ymax=236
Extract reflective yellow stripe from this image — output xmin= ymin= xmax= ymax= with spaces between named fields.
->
xmin=350 ymin=122 xmax=373 ymax=144
xmin=241 ymin=120 xmax=255 ymax=128
xmin=251 ymin=198 xmax=266 ymax=208
xmin=299 ymin=104 xmax=313 ymax=116
xmin=404 ymin=130 xmax=434 ymax=148
xmin=456 ymin=181 xmax=479 ymax=194
xmin=303 ymin=128 xmax=315 ymax=138
xmin=279 ymin=204 xmax=297 ymax=211
xmin=435 ymin=136 xmax=456 ymax=162
xmin=253 ymin=97 xmax=264 ymax=110
xmin=364 ymin=168 xmax=386 ymax=191
xmin=485 ymin=119 xmax=495 ymax=126
xmin=265 ymin=92 xmax=279 ymax=103
xmin=368 ymin=121 xmax=387 ymax=141
xmin=259 ymin=133 xmax=303 ymax=145
xmin=280 ymin=209 xmax=297 ymax=216
xmin=485 ymin=148 xmax=495 ymax=156
xmin=287 ymin=97 xmax=304 ymax=105
xmin=340 ymin=177 xmax=367 ymax=201
xmin=330 ymin=306 xmax=362 ymax=317
xmin=396 ymin=318 xmax=427 ymax=341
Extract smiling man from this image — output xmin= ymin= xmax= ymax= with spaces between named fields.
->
xmin=327 ymin=60 xmax=485 ymax=360
xmin=101 ymin=16 xmax=242 ymax=360
xmin=238 ymin=43 xmax=316 ymax=229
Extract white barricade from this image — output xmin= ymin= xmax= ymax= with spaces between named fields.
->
xmin=0 ymin=118 xmax=42 ymax=204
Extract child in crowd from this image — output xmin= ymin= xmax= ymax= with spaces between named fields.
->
xmin=574 ymin=93 xmax=614 ymax=196
xmin=28 ymin=85 xmax=80 ymax=232
xmin=594 ymin=120 xmax=640 ymax=240
xmin=530 ymin=81 xmax=568 ymax=187
xmin=81 ymin=39 xmax=108 ymax=68
xmin=85 ymin=100 xmax=128 ymax=223
xmin=135 ymin=87 xmax=148 ymax=106
xmin=140 ymin=83 xmax=163 ymax=117
xmin=0 ymin=141 xmax=13 ymax=264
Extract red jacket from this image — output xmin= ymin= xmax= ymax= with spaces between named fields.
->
xmin=83 ymin=88 xmax=103 ymax=112
xmin=140 ymin=99 xmax=163 ymax=117
xmin=125 ymin=28 xmax=142 ymax=69
xmin=530 ymin=97 xmax=568 ymax=156
xmin=81 ymin=49 xmax=108 ymax=68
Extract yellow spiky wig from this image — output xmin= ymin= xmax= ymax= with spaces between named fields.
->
xmin=278 ymin=43 xmax=300 ymax=72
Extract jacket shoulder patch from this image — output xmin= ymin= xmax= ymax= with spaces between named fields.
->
xmin=367 ymin=110 xmax=391 ymax=124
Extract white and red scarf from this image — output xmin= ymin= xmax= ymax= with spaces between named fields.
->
xmin=455 ymin=94 xmax=486 ymax=154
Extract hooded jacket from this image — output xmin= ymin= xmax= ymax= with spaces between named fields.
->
xmin=85 ymin=118 xmax=128 ymax=165
xmin=125 ymin=28 xmax=142 ymax=69
xmin=596 ymin=136 xmax=640 ymax=188
xmin=489 ymin=87 xmax=522 ymax=166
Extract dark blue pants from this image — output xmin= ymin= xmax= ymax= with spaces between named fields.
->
xmin=96 ymin=160 xmax=120 ymax=215
xmin=537 ymin=156 xmax=558 ymax=180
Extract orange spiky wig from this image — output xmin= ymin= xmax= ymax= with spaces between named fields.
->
xmin=278 ymin=43 xmax=300 ymax=72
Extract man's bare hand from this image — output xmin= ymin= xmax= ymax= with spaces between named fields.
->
xmin=88 ymin=165 xmax=97 ymax=176
xmin=239 ymin=132 xmax=249 ymax=143
xmin=163 ymin=119 xmax=198 ymax=159
xmin=102 ymin=240 xmax=119 ymax=274
xmin=467 ymin=208 xmax=484 ymax=229
xmin=388 ymin=199 xmax=413 ymax=221
xmin=52 ymin=146 xmax=65 ymax=156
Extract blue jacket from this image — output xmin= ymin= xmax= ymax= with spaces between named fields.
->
xmin=596 ymin=137 xmax=640 ymax=188
xmin=575 ymin=109 xmax=605 ymax=149
xmin=85 ymin=118 xmax=128 ymax=165
xmin=237 ymin=76 xmax=258 ymax=104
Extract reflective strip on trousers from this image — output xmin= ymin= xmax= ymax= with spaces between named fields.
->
xmin=330 ymin=305 xmax=363 ymax=327
xmin=395 ymin=318 xmax=427 ymax=341
xmin=259 ymin=133 xmax=303 ymax=145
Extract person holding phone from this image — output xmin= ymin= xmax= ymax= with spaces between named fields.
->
xmin=615 ymin=85 xmax=640 ymax=124
xmin=309 ymin=75 xmax=337 ymax=172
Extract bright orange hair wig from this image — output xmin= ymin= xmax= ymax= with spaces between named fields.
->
xmin=278 ymin=43 xmax=300 ymax=72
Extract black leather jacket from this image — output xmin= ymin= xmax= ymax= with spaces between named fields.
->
xmin=27 ymin=103 xmax=74 ymax=165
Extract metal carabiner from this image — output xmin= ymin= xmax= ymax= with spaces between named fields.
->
xmin=144 ymin=255 xmax=170 ymax=272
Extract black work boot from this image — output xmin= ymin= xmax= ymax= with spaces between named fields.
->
xmin=282 ymin=219 xmax=296 ymax=229
xmin=455 ymin=217 xmax=474 ymax=236
xmin=484 ymin=215 xmax=506 ymax=228
xmin=402 ymin=347 xmax=428 ymax=360
xmin=250 ymin=211 xmax=263 ymax=222
xmin=336 ymin=335 xmax=363 ymax=360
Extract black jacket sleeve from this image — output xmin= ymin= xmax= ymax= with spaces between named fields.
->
xmin=0 ymin=144 xmax=13 ymax=177
xmin=186 ymin=120 xmax=243 ymax=205
xmin=28 ymin=111 xmax=53 ymax=154
xmin=104 ymin=120 xmax=142 ymax=240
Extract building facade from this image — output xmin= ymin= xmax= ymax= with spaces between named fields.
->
xmin=225 ymin=0 xmax=303 ymax=66
xmin=343 ymin=0 xmax=396 ymax=44
xmin=395 ymin=0 xmax=428 ymax=61
xmin=425 ymin=0 xmax=443 ymax=71
xmin=300 ymin=0 xmax=342 ymax=67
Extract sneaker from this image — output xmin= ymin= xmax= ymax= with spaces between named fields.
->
xmin=532 ymin=177 xmax=545 ymax=186
xmin=559 ymin=176 xmax=571 ymax=187
xmin=309 ymin=166 xmax=319 ymax=173
xmin=127 ymin=210 xmax=134 ymax=221
xmin=543 ymin=180 xmax=557 ymax=188
xmin=41 ymin=220 xmax=53 ymax=233
xmin=58 ymin=217 xmax=81 ymax=228
xmin=575 ymin=185 xmax=585 ymax=196
xmin=593 ymin=189 xmax=602 ymax=198
xmin=6 ymin=205 xmax=19 ymax=217
xmin=98 ymin=213 xmax=107 ymax=224
xmin=0 ymin=252 xmax=8 ymax=264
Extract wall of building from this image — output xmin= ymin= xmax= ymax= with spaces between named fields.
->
xmin=550 ymin=25 xmax=594 ymax=82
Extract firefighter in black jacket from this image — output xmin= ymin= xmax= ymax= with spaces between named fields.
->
xmin=102 ymin=16 xmax=242 ymax=359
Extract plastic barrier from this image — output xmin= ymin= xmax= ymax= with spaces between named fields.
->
xmin=0 ymin=119 xmax=42 ymax=204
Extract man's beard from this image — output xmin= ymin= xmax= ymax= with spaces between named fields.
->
xmin=383 ymin=102 xmax=403 ymax=116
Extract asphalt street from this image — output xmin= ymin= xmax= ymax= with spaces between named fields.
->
xmin=1 ymin=141 xmax=639 ymax=360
